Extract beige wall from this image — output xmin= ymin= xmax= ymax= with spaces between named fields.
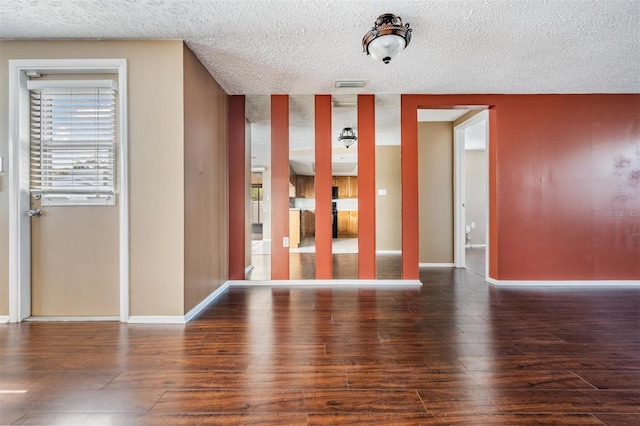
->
xmin=0 ymin=40 xmax=186 ymax=316
xmin=183 ymin=44 xmax=229 ymax=312
xmin=375 ymin=146 xmax=402 ymax=251
xmin=418 ymin=122 xmax=454 ymax=263
xmin=465 ymin=149 xmax=487 ymax=245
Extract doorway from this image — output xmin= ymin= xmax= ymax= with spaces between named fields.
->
xmin=417 ymin=108 xmax=489 ymax=276
xmin=8 ymin=59 xmax=129 ymax=322
xmin=454 ymin=110 xmax=489 ymax=276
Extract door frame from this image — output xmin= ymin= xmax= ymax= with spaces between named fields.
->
xmin=453 ymin=110 xmax=489 ymax=271
xmin=8 ymin=59 xmax=129 ymax=322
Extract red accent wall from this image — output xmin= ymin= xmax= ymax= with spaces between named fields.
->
xmin=402 ymin=94 xmax=640 ymax=281
xmin=315 ymin=95 xmax=333 ymax=279
xmin=271 ymin=95 xmax=290 ymax=280
xmin=228 ymin=95 xmax=246 ymax=280
xmin=358 ymin=95 xmax=376 ymax=279
xmin=400 ymin=96 xmax=420 ymax=279
xmin=488 ymin=107 xmax=499 ymax=278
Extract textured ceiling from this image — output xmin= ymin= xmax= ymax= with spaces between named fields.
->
xmin=1 ymin=0 xmax=639 ymax=95
xmin=3 ymin=0 xmax=634 ymax=175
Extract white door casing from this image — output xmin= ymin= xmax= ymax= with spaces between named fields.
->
xmin=453 ymin=109 xmax=489 ymax=273
xmin=8 ymin=59 xmax=129 ymax=322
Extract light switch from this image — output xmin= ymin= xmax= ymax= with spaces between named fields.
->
xmin=471 ymin=222 xmax=476 ymax=228
xmin=378 ymin=189 xmax=387 ymax=196
xmin=283 ymin=237 xmax=289 ymax=247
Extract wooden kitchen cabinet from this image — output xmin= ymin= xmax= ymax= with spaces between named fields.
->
xmin=348 ymin=176 xmax=358 ymax=198
xmin=302 ymin=210 xmax=315 ymax=237
xmin=289 ymin=209 xmax=300 ymax=248
xmin=337 ymin=210 xmax=358 ymax=237
xmin=348 ymin=211 xmax=358 ymax=235
xmin=296 ymin=175 xmax=357 ymax=199
xmin=332 ymin=176 xmax=357 ymax=198
xmin=296 ymin=175 xmax=315 ymax=198
xmin=337 ymin=211 xmax=349 ymax=237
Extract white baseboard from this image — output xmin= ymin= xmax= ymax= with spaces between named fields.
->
xmin=487 ymin=278 xmax=640 ymax=287
xmin=128 ymin=281 xmax=233 ymax=324
xmin=245 ymin=264 xmax=254 ymax=276
xmin=420 ymin=263 xmax=455 ymax=268
xmin=183 ymin=281 xmax=231 ymax=323
xmin=375 ymin=250 xmax=402 ymax=254
xmin=465 ymin=244 xmax=486 ymax=248
xmin=127 ymin=316 xmax=186 ymax=324
xmin=229 ymin=279 xmax=422 ymax=287
xmin=0 ymin=316 xmax=10 ymax=324
xmin=24 ymin=316 xmax=119 ymax=322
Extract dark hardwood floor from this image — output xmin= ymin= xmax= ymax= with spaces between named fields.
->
xmin=1 ymin=258 xmax=639 ymax=425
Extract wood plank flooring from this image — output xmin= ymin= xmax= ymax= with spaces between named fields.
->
xmin=1 ymin=258 xmax=639 ymax=425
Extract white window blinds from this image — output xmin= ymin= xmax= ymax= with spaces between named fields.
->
xmin=29 ymin=81 xmax=117 ymax=205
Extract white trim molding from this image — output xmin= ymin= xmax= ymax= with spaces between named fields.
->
xmin=8 ymin=59 xmax=129 ymax=324
xmin=128 ymin=316 xmax=186 ymax=324
xmin=0 ymin=316 xmax=10 ymax=324
xmin=487 ymin=278 xmax=640 ymax=287
xmin=420 ymin=263 xmax=455 ymax=268
xmin=375 ymin=250 xmax=402 ymax=254
xmin=229 ymin=279 xmax=423 ymax=287
xmin=24 ymin=316 xmax=119 ymax=322
xmin=127 ymin=282 xmax=232 ymax=324
xmin=453 ymin=109 xmax=490 ymax=273
xmin=183 ymin=282 xmax=232 ymax=322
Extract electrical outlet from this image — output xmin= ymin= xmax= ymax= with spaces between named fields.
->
xmin=283 ymin=237 xmax=289 ymax=247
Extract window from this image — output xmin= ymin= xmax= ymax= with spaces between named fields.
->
xmin=28 ymin=80 xmax=117 ymax=206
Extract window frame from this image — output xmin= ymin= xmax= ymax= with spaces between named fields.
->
xmin=28 ymin=79 xmax=118 ymax=206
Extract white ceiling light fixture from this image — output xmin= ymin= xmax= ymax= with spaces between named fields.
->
xmin=363 ymin=13 xmax=412 ymax=64
xmin=338 ymin=127 xmax=357 ymax=148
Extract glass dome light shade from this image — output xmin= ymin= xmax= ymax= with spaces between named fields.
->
xmin=367 ymin=34 xmax=407 ymax=64
xmin=338 ymin=127 xmax=357 ymax=148
xmin=362 ymin=13 xmax=412 ymax=64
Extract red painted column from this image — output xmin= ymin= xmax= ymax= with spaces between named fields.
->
xmin=357 ymin=95 xmax=376 ymax=279
xmin=271 ymin=95 xmax=290 ymax=280
xmin=315 ymin=95 xmax=333 ymax=279
xmin=228 ymin=95 xmax=246 ymax=280
xmin=400 ymin=95 xmax=420 ymax=280
xmin=488 ymin=106 xmax=499 ymax=280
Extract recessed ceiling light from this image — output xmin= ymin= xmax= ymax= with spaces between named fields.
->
xmin=335 ymin=80 xmax=366 ymax=88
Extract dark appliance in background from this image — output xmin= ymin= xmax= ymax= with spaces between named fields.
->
xmin=331 ymin=186 xmax=339 ymax=238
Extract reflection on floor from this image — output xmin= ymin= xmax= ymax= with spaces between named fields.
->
xmin=465 ymin=246 xmax=486 ymax=277
xmin=247 ymin=253 xmax=271 ymax=280
xmin=252 ymin=238 xmax=358 ymax=255
xmin=248 ymin=247 xmax=487 ymax=281
xmin=247 ymin=253 xmax=363 ymax=281
xmin=251 ymin=240 xmax=270 ymax=255
xmin=248 ymin=238 xmax=359 ymax=281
